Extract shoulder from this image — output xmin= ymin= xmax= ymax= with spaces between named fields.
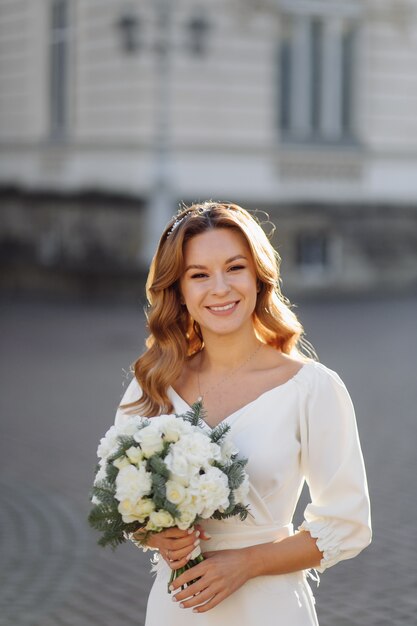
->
xmin=295 ymin=360 xmax=352 ymax=408
xmin=120 ymin=375 xmax=143 ymax=404
xmin=297 ymin=360 xmax=346 ymax=390
xmin=114 ymin=376 xmax=143 ymax=424
xmin=296 ymin=361 xmax=356 ymax=424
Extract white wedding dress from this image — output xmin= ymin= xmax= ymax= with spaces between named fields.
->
xmin=115 ymin=361 xmax=371 ymax=626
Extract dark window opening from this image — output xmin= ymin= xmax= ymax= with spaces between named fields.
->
xmin=296 ymin=232 xmax=329 ymax=270
xmin=50 ymin=0 xmax=69 ymax=137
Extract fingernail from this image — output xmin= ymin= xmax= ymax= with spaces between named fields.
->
xmin=169 ymin=584 xmax=174 ymax=592
xmin=204 ymin=532 xmax=211 ymax=539
xmin=186 ymin=552 xmax=192 ymax=559
xmin=172 ymin=595 xmax=177 ymax=602
xmin=187 ymin=527 xmax=194 ymax=534
xmin=194 ymin=539 xmax=200 ymax=547
xmin=179 ymin=603 xmax=185 ymax=609
xmin=195 ymin=530 xmax=200 ymax=538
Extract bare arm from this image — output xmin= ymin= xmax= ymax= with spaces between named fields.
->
xmin=170 ymin=530 xmax=322 ymax=613
xmin=245 ymin=529 xmax=322 ymax=577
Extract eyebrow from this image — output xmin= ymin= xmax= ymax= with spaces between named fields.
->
xmin=184 ymin=254 xmax=248 ymax=272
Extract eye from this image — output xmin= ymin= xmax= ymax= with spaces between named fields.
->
xmin=190 ymin=272 xmax=208 ymax=279
xmin=228 ymin=264 xmax=245 ymax=272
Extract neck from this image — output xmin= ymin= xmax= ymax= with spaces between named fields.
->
xmin=199 ymin=332 xmax=261 ymax=372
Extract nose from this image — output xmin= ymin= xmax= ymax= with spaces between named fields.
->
xmin=211 ymin=271 xmax=231 ymax=296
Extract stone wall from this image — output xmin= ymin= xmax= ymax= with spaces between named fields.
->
xmin=1 ymin=188 xmax=416 ymax=298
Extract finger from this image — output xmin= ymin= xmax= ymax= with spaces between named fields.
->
xmin=174 ymin=587 xmax=213 ymax=609
xmin=162 ymin=527 xmax=194 ymax=539
xmin=170 ymin=568 xmax=206 ymax=599
xmin=162 ymin=542 xmax=200 ymax=570
xmin=168 ymin=553 xmax=194 ymax=571
xmin=172 ymin=577 xmax=205 ymax=602
xmin=192 ymin=592 xmax=224 ymax=613
xmin=163 ymin=532 xmax=200 ymax=552
xmin=195 ymin=525 xmax=212 ymax=541
xmin=168 ymin=538 xmax=200 ymax=561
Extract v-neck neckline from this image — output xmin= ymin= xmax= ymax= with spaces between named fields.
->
xmin=169 ymin=361 xmax=310 ymax=430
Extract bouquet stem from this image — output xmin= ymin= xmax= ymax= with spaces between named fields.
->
xmin=168 ymin=553 xmax=205 ymax=593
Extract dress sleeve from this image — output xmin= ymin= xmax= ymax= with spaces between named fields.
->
xmin=299 ymin=363 xmax=372 ymax=573
xmin=114 ymin=376 xmax=143 ymax=426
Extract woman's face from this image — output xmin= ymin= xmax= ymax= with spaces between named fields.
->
xmin=179 ymin=228 xmax=258 ymax=340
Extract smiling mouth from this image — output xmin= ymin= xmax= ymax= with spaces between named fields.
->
xmin=206 ymin=301 xmax=239 ymax=312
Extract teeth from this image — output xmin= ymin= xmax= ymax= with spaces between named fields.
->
xmin=209 ymin=302 xmax=236 ymax=312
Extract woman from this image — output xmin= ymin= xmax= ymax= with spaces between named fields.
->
xmin=115 ymin=201 xmax=371 ymax=625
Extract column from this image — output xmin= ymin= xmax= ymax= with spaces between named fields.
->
xmin=290 ymin=14 xmax=312 ymax=139
xmin=320 ymin=16 xmax=343 ymax=140
xmin=142 ymin=0 xmax=175 ymax=263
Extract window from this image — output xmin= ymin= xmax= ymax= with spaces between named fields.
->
xmin=50 ymin=0 xmax=69 ymax=137
xmin=296 ymin=232 xmax=329 ymax=273
xmin=279 ymin=9 xmax=358 ymax=144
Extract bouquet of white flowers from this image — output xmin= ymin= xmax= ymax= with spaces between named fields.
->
xmin=88 ymin=402 xmax=250 ymax=590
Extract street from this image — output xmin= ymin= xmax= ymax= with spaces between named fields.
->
xmin=1 ymin=293 xmax=416 ymax=626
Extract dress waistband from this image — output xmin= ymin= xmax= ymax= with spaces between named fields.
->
xmin=200 ymin=520 xmax=294 ymax=551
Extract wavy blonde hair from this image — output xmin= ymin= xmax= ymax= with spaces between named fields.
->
xmin=124 ymin=201 xmax=313 ymax=416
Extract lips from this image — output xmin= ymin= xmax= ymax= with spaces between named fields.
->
xmin=206 ymin=301 xmax=239 ymax=313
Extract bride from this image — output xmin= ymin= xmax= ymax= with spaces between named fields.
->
xmin=115 ymin=201 xmax=371 ymax=625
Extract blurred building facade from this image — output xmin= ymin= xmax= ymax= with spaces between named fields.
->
xmin=1 ymin=0 xmax=417 ymax=295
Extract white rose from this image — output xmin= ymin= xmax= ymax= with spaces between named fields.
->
xmin=146 ymin=509 xmax=175 ymax=531
xmin=134 ymin=425 xmax=164 ymax=458
xmin=233 ymin=474 xmax=250 ymax=505
xmin=164 ymin=448 xmax=193 ymax=485
xmin=118 ymin=498 xmax=135 ymax=515
xmin=115 ymin=464 xmax=152 ymax=502
xmin=175 ymin=503 xmax=198 ymax=530
xmin=125 ymin=445 xmax=143 ymax=465
xmin=156 ymin=414 xmax=189 ymax=443
xmin=174 ymin=432 xmax=218 ymax=468
xmin=112 ymin=455 xmax=130 ymax=470
xmin=133 ymin=498 xmax=155 ymax=521
xmin=97 ymin=424 xmax=119 ymax=460
xmin=220 ymin=437 xmax=238 ymax=463
xmin=117 ymin=415 xmax=144 ymax=437
xmin=166 ymin=480 xmax=186 ymax=505
xmin=97 ymin=417 xmax=145 ymax=462
xmin=192 ymin=467 xmax=230 ymax=518
xmin=118 ymin=498 xmax=139 ymax=523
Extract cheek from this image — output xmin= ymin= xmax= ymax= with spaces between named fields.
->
xmin=241 ymin=275 xmax=258 ymax=298
xmin=181 ymin=284 xmax=201 ymax=310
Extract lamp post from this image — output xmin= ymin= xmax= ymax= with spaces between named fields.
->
xmin=141 ymin=0 xmax=174 ymax=264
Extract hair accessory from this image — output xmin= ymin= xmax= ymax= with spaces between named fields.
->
xmin=166 ymin=215 xmax=187 ymax=238
xmin=166 ymin=203 xmax=234 ymax=238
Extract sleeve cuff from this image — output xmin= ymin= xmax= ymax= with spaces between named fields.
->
xmin=298 ymin=519 xmax=342 ymax=573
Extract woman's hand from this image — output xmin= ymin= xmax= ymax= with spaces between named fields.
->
xmin=132 ymin=525 xmax=209 ymax=571
xmin=169 ymin=548 xmax=250 ymax=612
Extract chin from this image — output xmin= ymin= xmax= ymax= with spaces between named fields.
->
xmin=203 ymin=321 xmax=249 ymax=336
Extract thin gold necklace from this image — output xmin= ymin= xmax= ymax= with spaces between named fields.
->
xmin=196 ymin=343 xmax=262 ymax=402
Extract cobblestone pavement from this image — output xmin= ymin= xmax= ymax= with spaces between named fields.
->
xmin=1 ymin=293 xmax=416 ymax=626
